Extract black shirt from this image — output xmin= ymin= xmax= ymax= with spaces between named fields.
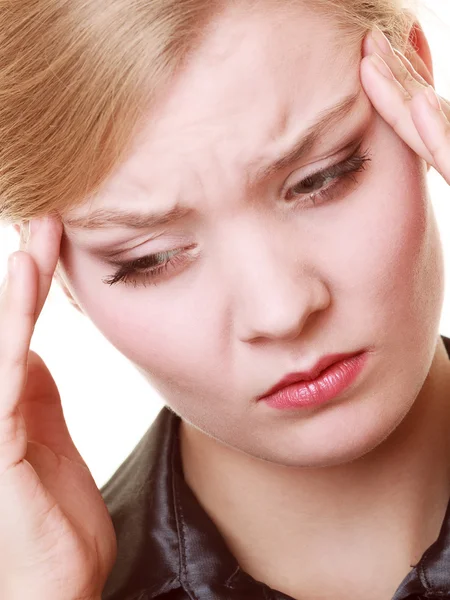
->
xmin=101 ymin=335 xmax=450 ymax=600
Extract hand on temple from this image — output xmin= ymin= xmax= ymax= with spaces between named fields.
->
xmin=361 ymin=26 xmax=450 ymax=185
xmin=0 ymin=217 xmax=117 ymax=600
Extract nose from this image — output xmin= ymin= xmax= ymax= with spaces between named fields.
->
xmin=225 ymin=226 xmax=331 ymax=343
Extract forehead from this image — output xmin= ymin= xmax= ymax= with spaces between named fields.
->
xmin=143 ymin=4 xmax=358 ymax=140
xmin=67 ymin=4 xmax=361 ymax=214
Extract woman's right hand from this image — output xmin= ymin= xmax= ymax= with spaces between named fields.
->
xmin=0 ymin=217 xmax=117 ymax=600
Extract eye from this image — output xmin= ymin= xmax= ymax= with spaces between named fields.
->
xmin=102 ymin=244 xmax=197 ymax=287
xmin=284 ymin=145 xmax=372 ymax=207
xmin=101 ymin=146 xmax=372 ymax=288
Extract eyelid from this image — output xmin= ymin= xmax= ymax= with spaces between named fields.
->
xmin=103 ymin=244 xmax=199 ymax=286
xmin=109 ymin=242 xmax=198 ymax=269
xmin=95 ymin=139 xmax=366 ymax=264
xmin=109 ymin=252 xmax=164 ymax=270
xmin=281 ymin=139 xmax=364 ymax=193
xmin=99 ymin=233 xmax=191 ymax=265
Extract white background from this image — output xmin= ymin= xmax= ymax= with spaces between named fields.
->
xmin=1 ymin=0 xmax=450 ymax=488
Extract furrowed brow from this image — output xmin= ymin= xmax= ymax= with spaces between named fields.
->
xmin=251 ymin=89 xmax=362 ymax=184
xmin=63 ymin=204 xmax=193 ymax=230
xmin=64 ymin=91 xmax=361 ymax=231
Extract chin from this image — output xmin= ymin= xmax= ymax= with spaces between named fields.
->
xmin=239 ymin=401 xmax=416 ymax=469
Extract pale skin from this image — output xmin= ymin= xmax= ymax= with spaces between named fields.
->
xmin=178 ymin=19 xmax=450 ymax=600
xmin=2 ymin=8 xmax=450 ymax=600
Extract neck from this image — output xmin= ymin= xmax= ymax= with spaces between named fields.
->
xmin=180 ymin=337 xmax=450 ymax=600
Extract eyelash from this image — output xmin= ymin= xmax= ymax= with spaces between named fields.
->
xmin=285 ymin=143 xmax=372 ymax=206
xmin=102 ymin=145 xmax=372 ymax=288
xmin=102 ymin=247 xmax=197 ymax=287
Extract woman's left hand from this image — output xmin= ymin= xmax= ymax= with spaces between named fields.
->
xmin=360 ymin=27 xmax=450 ymax=185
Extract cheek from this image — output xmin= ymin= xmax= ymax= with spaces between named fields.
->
xmin=330 ymin=138 xmax=432 ymax=296
xmin=322 ymin=132 xmax=443 ymax=347
xmin=61 ymin=249 xmax=225 ymax=392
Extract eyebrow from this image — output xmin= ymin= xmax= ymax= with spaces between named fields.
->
xmin=64 ymin=204 xmax=193 ymax=230
xmin=251 ymin=88 xmax=362 ymax=183
xmin=64 ymin=89 xmax=362 ymax=231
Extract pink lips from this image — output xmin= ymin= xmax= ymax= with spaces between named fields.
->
xmin=258 ymin=351 xmax=368 ymax=410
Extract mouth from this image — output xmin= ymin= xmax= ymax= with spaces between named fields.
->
xmin=258 ymin=351 xmax=365 ymax=400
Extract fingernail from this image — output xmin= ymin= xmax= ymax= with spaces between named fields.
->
xmin=369 ymin=54 xmax=395 ymax=80
xmin=424 ymin=86 xmax=441 ymax=110
xmin=372 ymin=26 xmax=394 ymax=56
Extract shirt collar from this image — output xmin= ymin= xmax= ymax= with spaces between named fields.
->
xmin=395 ymin=490 xmax=450 ymax=599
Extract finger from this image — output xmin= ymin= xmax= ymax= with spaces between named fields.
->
xmin=391 ymin=48 xmax=450 ymax=113
xmin=410 ymin=89 xmax=450 ymax=185
xmin=394 ymin=48 xmax=434 ymax=88
xmin=361 ymin=27 xmax=450 ymax=179
xmin=380 ymin=48 xmax=450 ymax=122
xmin=22 ymin=216 xmax=63 ymax=322
xmin=0 ymin=252 xmax=38 ymax=418
xmin=360 ymin=54 xmax=435 ymax=166
xmin=0 ymin=252 xmax=38 ymax=474
xmin=363 ymin=28 xmax=450 ymax=114
xmin=393 ymin=49 xmax=429 ymax=87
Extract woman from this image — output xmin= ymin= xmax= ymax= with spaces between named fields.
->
xmin=1 ymin=0 xmax=450 ymax=598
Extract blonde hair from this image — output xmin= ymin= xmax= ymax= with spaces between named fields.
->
xmin=0 ymin=0 xmax=418 ymax=225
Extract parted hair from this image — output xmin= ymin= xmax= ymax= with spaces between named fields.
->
xmin=0 ymin=0 xmax=418 ymax=225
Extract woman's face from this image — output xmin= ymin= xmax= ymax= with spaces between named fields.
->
xmin=58 ymin=5 xmax=444 ymax=467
